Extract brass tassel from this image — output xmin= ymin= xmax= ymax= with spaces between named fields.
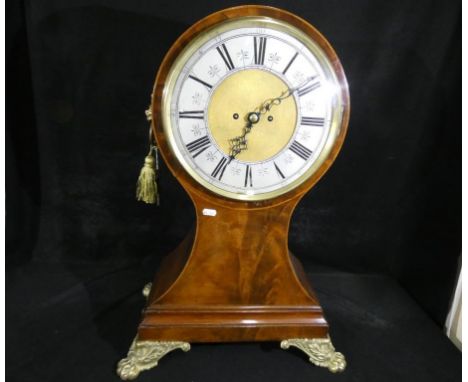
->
xmin=136 ymin=119 xmax=160 ymax=205
xmin=136 ymin=146 xmax=159 ymax=205
xmin=136 ymin=108 xmax=160 ymax=205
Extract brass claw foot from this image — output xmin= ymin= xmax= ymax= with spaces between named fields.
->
xmin=117 ymin=338 xmax=191 ymax=380
xmin=281 ymin=336 xmax=346 ymax=373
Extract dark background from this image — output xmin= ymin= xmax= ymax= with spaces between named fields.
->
xmin=6 ymin=1 xmax=461 ymax=381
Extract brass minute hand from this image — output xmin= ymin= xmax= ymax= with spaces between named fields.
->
xmin=228 ymin=75 xmax=317 ymax=161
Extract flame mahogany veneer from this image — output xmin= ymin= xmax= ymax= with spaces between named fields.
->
xmin=138 ymin=5 xmax=350 ymax=343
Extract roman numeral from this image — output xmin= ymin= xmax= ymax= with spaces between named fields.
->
xmin=211 ymin=157 xmax=229 ymax=180
xmin=244 ymin=165 xmax=253 ymax=187
xmin=274 ymin=162 xmax=285 ymax=179
xmin=297 ymin=81 xmax=321 ymax=97
xmin=253 ymin=36 xmax=267 ymax=65
xmin=301 ymin=116 xmax=325 ymax=127
xmin=186 ymin=136 xmax=211 ymax=158
xmin=216 ymin=43 xmax=235 ymax=71
xmin=179 ymin=110 xmax=204 ymax=119
xmin=290 ymin=140 xmax=313 ymax=160
xmin=188 ymin=75 xmax=212 ymax=89
xmin=282 ymin=52 xmax=298 ymax=74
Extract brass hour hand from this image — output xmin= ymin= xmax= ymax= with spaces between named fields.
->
xmin=228 ymin=112 xmax=260 ymax=160
xmin=229 ymin=135 xmax=247 ymax=160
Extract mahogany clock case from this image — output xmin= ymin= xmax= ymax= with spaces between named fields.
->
xmin=139 ymin=5 xmax=349 ymax=344
xmin=6 ymin=0 xmax=460 ymax=381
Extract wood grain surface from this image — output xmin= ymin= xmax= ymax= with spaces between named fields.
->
xmin=137 ymin=5 xmax=350 ymax=343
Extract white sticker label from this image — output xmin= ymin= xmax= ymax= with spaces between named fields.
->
xmin=202 ymin=208 xmax=217 ymax=217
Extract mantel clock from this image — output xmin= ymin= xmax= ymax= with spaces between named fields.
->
xmin=118 ymin=5 xmax=350 ymax=379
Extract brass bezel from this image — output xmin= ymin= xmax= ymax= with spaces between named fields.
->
xmin=161 ymin=16 xmax=346 ymax=201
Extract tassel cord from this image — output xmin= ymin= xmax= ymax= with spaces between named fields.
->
xmin=136 ymin=127 xmax=160 ymax=205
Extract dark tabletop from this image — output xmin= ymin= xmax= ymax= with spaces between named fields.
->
xmin=6 ymin=263 xmax=461 ymax=382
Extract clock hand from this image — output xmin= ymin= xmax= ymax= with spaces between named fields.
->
xmin=228 ymin=114 xmax=256 ymax=161
xmin=228 ymin=75 xmax=317 ymax=160
xmin=255 ymin=75 xmax=317 ymax=115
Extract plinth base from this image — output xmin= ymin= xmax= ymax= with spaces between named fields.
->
xmin=116 ymin=283 xmax=346 ymax=380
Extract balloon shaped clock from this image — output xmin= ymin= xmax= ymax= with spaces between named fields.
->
xmin=118 ymin=5 xmax=350 ymax=379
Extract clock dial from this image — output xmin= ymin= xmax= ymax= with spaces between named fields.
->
xmin=161 ymin=18 xmax=347 ymax=201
